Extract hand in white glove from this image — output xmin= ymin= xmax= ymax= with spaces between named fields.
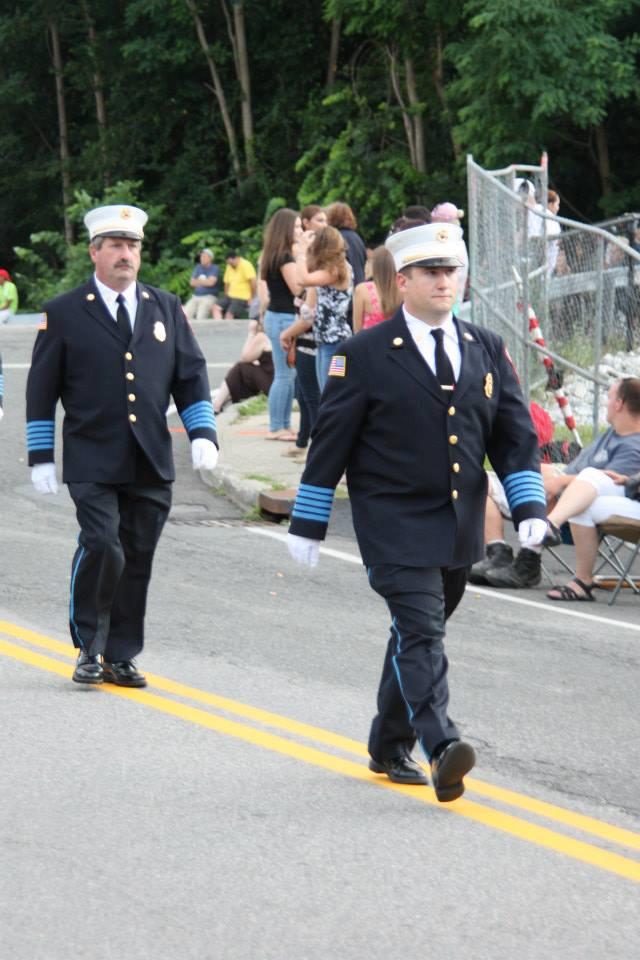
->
xmin=191 ymin=438 xmax=219 ymax=471
xmin=287 ymin=532 xmax=320 ymax=568
xmin=0 ymin=406 xmax=4 ymax=422
xmin=31 ymin=462 xmax=59 ymax=495
xmin=517 ymin=517 xmax=548 ymax=549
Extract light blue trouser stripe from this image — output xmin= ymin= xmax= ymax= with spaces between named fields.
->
xmin=69 ymin=546 xmax=86 ymax=649
xmin=390 ymin=617 xmax=432 ymax=762
xmin=390 ymin=617 xmax=414 ymax=724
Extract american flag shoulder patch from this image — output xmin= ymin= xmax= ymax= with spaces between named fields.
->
xmin=328 ymin=355 xmax=347 ymax=377
xmin=38 ymin=313 xmax=48 ymax=331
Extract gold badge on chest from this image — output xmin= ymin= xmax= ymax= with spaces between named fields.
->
xmin=153 ymin=321 xmax=166 ymax=342
xmin=484 ymin=372 xmax=493 ymax=398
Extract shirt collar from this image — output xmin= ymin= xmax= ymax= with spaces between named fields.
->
xmin=403 ymin=308 xmax=457 ymax=342
xmin=94 ymin=275 xmax=137 ymax=311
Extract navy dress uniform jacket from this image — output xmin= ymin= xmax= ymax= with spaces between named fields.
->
xmin=289 ymin=310 xmax=547 ymax=568
xmin=26 ymin=279 xmax=217 ymax=482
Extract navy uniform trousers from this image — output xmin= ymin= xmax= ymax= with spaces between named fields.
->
xmin=367 ymin=565 xmax=468 ymax=763
xmin=68 ymin=447 xmax=171 ymax=662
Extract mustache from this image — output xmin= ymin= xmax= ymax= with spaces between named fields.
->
xmin=114 ymin=260 xmax=133 ymax=267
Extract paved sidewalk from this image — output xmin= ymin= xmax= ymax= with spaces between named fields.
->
xmin=208 ymin=404 xmax=308 ymax=511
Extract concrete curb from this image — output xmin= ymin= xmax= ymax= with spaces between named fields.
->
xmin=207 ymin=460 xmax=265 ymax=512
xmin=203 ymin=404 xmax=280 ymax=513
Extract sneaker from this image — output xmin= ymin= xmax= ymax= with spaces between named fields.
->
xmin=485 ymin=548 xmax=541 ymax=588
xmin=468 ymin=542 xmax=513 ymax=585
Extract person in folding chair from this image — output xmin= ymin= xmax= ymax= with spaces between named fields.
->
xmin=473 ymin=377 xmax=640 ymax=591
xmin=542 ymin=378 xmax=640 ymax=600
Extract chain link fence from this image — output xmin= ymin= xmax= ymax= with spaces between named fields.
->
xmin=466 ymin=155 xmax=640 ymax=435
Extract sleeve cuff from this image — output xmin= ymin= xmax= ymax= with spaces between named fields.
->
xmin=29 ymin=449 xmax=55 ymax=466
xmin=289 ymin=517 xmax=328 ymax=541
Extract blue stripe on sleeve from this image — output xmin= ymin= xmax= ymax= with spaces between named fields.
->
xmin=180 ymin=400 xmax=216 ymax=433
xmin=26 ymin=419 xmax=55 ymax=451
xmin=503 ymin=470 xmax=546 ymax=509
xmin=291 ymin=483 xmax=335 ymax=523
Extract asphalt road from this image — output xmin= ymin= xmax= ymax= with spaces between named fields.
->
xmin=1 ymin=320 xmax=639 ymax=960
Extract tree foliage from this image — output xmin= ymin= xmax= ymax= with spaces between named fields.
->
xmin=1 ymin=0 xmax=639 ymax=306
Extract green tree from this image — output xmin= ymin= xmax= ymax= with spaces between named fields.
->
xmin=448 ymin=0 xmax=640 ymax=199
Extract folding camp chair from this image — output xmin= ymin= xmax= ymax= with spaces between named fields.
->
xmin=541 ymin=522 xmax=575 ymax=584
xmin=594 ymin=516 xmax=640 ymax=605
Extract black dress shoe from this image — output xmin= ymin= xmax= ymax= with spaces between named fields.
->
xmin=102 ymin=660 xmax=147 ymax=688
xmin=369 ymin=755 xmax=429 ymax=785
xmin=431 ymin=740 xmax=476 ymax=802
xmin=72 ymin=650 xmax=103 ymax=685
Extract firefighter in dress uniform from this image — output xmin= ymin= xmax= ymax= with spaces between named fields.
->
xmin=287 ymin=222 xmax=549 ymax=802
xmin=26 ymin=204 xmax=219 ymax=687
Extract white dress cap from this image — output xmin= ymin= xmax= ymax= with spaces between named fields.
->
xmin=385 ymin=222 xmax=465 ymax=270
xmin=84 ymin=204 xmax=148 ymax=241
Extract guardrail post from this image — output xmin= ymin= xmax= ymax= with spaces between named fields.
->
xmin=521 ymin=203 xmax=530 ymax=399
xmin=593 ymin=236 xmax=605 ymax=433
xmin=467 ymin=154 xmax=478 ymax=327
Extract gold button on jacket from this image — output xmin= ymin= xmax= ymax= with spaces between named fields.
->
xmin=449 ymin=435 xmax=458 ymax=445
xmin=129 ymin=413 xmax=137 ymax=423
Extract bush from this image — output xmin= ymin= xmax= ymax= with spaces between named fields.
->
xmin=13 ymin=184 xmax=277 ymax=308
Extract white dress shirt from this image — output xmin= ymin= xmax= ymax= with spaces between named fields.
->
xmin=94 ymin=276 xmax=138 ymax=332
xmin=403 ymin=308 xmax=462 ymax=381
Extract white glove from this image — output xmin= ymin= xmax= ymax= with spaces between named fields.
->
xmin=191 ymin=438 xmax=219 ymax=471
xmin=517 ymin=517 xmax=548 ymax=549
xmin=31 ymin=462 xmax=59 ymax=495
xmin=0 ymin=406 xmax=4 ymax=422
xmin=287 ymin=532 xmax=321 ymax=568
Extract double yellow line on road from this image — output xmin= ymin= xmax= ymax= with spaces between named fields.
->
xmin=1 ymin=618 xmax=639 ymax=884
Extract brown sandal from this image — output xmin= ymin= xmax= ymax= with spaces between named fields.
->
xmin=547 ymin=578 xmax=595 ymax=602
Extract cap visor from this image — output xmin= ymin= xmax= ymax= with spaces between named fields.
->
xmin=92 ymin=230 xmax=143 ymax=240
xmin=404 ymin=256 xmax=464 ymax=268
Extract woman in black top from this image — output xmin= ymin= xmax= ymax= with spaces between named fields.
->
xmin=326 ymin=201 xmax=367 ymax=286
xmin=261 ymin=208 xmax=303 ymax=440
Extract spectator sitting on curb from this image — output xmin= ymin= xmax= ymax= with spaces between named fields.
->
xmin=184 ymin=248 xmax=220 ymax=321
xmin=213 ymin=318 xmax=273 ymax=414
xmin=217 ymin=251 xmax=257 ymax=319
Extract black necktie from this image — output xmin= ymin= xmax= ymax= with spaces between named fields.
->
xmin=431 ymin=328 xmax=455 ymax=390
xmin=115 ymin=293 xmax=132 ymax=339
